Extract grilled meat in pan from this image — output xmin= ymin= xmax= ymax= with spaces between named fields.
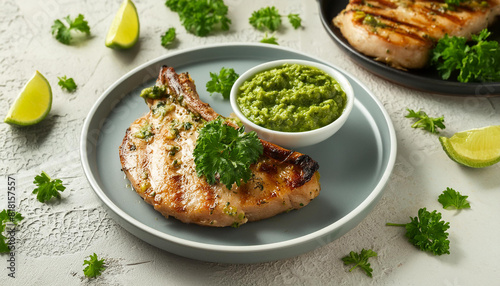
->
xmin=334 ymin=0 xmax=500 ymax=69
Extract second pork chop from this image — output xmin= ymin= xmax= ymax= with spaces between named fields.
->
xmin=334 ymin=0 xmax=500 ymax=69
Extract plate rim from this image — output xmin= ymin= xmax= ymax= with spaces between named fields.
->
xmin=317 ymin=0 xmax=500 ymax=97
xmin=80 ymin=42 xmax=397 ymax=254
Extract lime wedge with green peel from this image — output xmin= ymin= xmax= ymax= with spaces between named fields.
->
xmin=105 ymin=0 xmax=140 ymax=49
xmin=439 ymin=126 xmax=500 ymax=168
xmin=4 ymin=71 xmax=52 ymax=126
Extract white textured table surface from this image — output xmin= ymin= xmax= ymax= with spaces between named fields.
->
xmin=1 ymin=0 xmax=500 ymax=285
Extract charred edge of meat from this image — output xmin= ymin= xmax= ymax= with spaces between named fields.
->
xmin=293 ymin=155 xmax=320 ymax=187
xmin=261 ymin=140 xmax=319 ymax=188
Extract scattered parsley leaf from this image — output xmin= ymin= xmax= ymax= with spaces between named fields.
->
xmin=0 ymin=209 xmax=24 ymax=253
xmin=405 ymin=108 xmax=445 ymax=134
xmin=32 ymin=171 xmax=66 ymax=203
xmin=249 ymin=6 xmax=302 ymax=31
xmin=0 ymin=210 xmax=24 ymax=225
xmin=288 ymin=13 xmax=302 ymax=29
xmin=58 ymin=76 xmax=77 ymax=92
xmin=431 ymin=29 xmax=500 ymax=83
xmin=161 ymin=27 xmax=176 ymax=48
xmin=342 ymin=248 xmax=377 ymax=278
xmin=260 ymin=32 xmax=278 ymax=45
xmin=0 ymin=230 xmax=7 ymax=253
xmin=205 ymin=67 xmax=239 ymax=100
xmin=249 ymin=6 xmax=282 ymax=31
xmin=83 ymin=253 xmax=106 ymax=278
xmin=51 ymin=20 xmax=71 ymax=45
xmin=438 ymin=187 xmax=471 ymax=210
xmin=51 ymin=14 xmax=91 ymax=45
xmin=193 ymin=117 xmax=263 ymax=189
xmin=387 ymin=208 xmax=450 ymax=255
xmin=165 ymin=0 xmax=231 ymax=37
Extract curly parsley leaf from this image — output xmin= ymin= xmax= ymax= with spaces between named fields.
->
xmin=387 ymin=208 xmax=450 ymax=256
xmin=431 ymin=29 xmax=500 ymax=83
xmin=249 ymin=6 xmax=282 ymax=31
xmin=206 ymin=67 xmax=239 ymax=100
xmin=438 ymin=187 xmax=471 ymax=210
xmin=51 ymin=14 xmax=91 ymax=45
xmin=165 ymin=0 xmax=231 ymax=37
xmin=32 ymin=171 xmax=66 ymax=203
xmin=249 ymin=7 xmax=302 ymax=32
xmin=161 ymin=27 xmax=176 ymax=48
xmin=58 ymin=76 xmax=77 ymax=92
xmin=83 ymin=253 xmax=106 ymax=278
xmin=0 ymin=210 xmax=24 ymax=253
xmin=260 ymin=32 xmax=278 ymax=45
xmin=405 ymin=108 xmax=445 ymax=134
xmin=193 ymin=117 xmax=263 ymax=189
xmin=288 ymin=13 xmax=302 ymax=29
xmin=0 ymin=210 xmax=23 ymax=225
xmin=342 ymin=248 xmax=377 ymax=278
xmin=51 ymin=20 xmax=71 ymax=45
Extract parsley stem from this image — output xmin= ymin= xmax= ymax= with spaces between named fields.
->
xmin=411 ymin=119 xmax=424 ymax=129
xmin=349 ymin=264 xmax=360 ymax=272
xmin=41 ymin=171 xmax=51 ymax=180
xmin=386 ymin=223 xmax=406 ymax=227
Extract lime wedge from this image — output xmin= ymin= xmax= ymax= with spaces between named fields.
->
xmin=105 ymin=0 xmax=140 ymax=49
xmin=4 ymin=71 xmax=52 ymax=126
xmin=439 ymin=126 xmax=500 ymax=168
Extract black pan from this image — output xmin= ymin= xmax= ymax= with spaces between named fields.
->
xmin=318 ymin=0 xmax=500 ymax=97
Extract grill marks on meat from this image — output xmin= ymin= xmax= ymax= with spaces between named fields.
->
xmin=119 ymin=66 xmax=321 ymax=227
xmin=334 ymin=0 xmax=500 ymax=69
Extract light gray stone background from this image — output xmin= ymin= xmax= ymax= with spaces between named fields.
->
xmin=1 ymin=0 xmax=499 ymax=285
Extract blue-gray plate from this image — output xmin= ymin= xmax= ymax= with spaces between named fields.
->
xmin=319 ymin=0 xmax=500 ymax=97
xmin=80 ymin=43 xmax=397 ymax=263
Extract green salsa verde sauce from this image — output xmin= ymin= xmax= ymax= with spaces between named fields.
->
xmin=236 ymin=63 xmax=347 ymax=132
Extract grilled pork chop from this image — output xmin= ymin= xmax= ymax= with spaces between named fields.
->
xmin=119 ymin=66 xmax=321 ymax=227
xmin=334 ymin=0 xmax=500 ymax=69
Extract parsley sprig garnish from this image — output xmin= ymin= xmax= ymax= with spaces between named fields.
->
xmin=405 ymin=108 xmax=445 ymax=134
xmin=431 ymin=29 xmax=500 ymax=83
xmin=249 ymin=6 xmax=281 ymax=31
xmin=32 ymin=171 xmax=66 ymax=203
xmin=287 ymin=14 xmax=302 ymax=29
xmin=387 ymin=208 xmax=450 ymax=256
xmin=342 ymin=248 xmax=377 ymax=278
xmin=249 ymin=6 xmax=302 ymax=31
xmin=165 ymin=0 xmax=231 ymax=37
xmin=206 ymin=67 xmax=239 ymax=100
xmin=161 ymin=28 xmax=176 ymax=48
xmin=439 ymin=187 xmax=471 ymax=210
xmin=58 ymin=76 xmax=77 ymax=92
xmin=51 ymin=14 xmax=91 ymax=45
xmin=83 ymin=253 xmax=106 ymax=278
xmin=0 ymin=210 xmax=24 ymax=253
xmin=193 ymin=117 xmax=263 ymax=189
